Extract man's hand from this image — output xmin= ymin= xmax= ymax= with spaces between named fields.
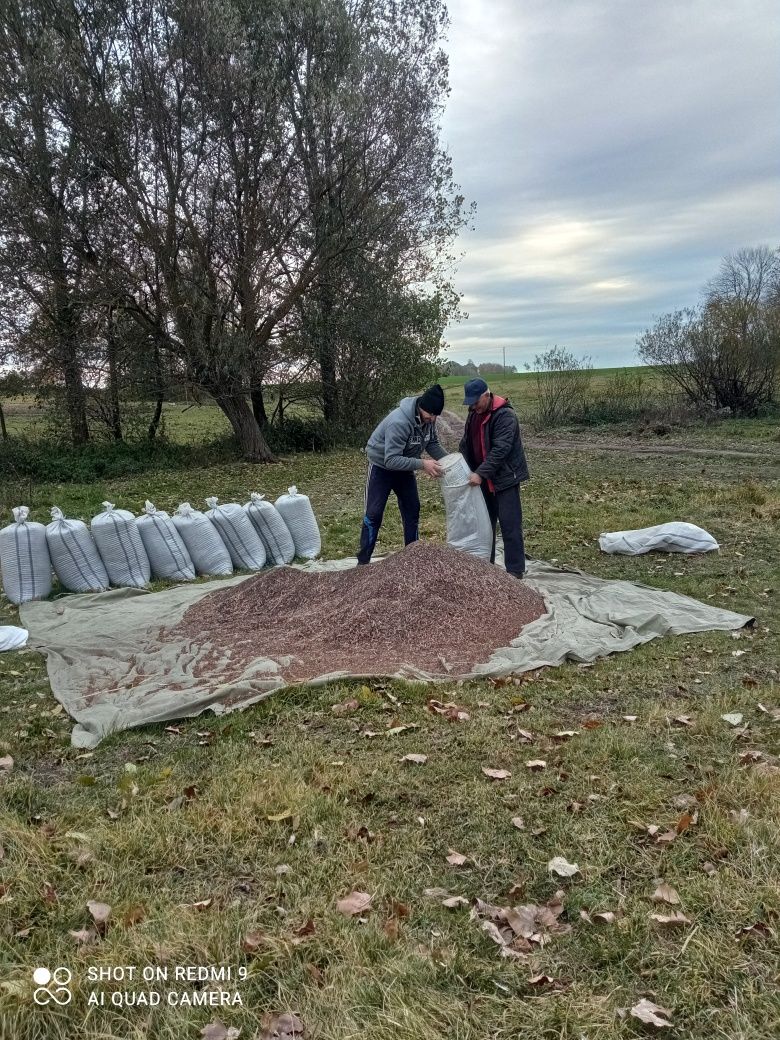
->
xmin=468 ymin=472 xmax=483 ymax=486
xmin=422 ymin=458 xmax=444 ymax=478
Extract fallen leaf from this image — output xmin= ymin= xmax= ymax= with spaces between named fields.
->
xmin=729 ymin=808 xmax=750 ymax=826
xmin=87 ymin=900 xmax=111 ymax=927
xmin=481 ymin=920 xmax=509 ymax=946
xmin=737 ymin=921 xmax=772 ymax=940
xmin=201 ymin=1022 xmax=241 ymax=1040
xmin=515 ymin=728 xmax=534 ymax=743
xmin=336 ymin=891 xmax=372 ymax=917
xmin=0 ymin=755 xmax=13 ymax=772
xmin=69 ymin=928 xmax=97 ymax=944
xmin=581 ymin=718 xmax=603 ymax=730
xmin=386 ymin=724 xmax=418 ymax=736
xmin=675 ymin=811 xmax=697 ymax=833
xmin=622 ymin=715 xmax=638 ymax=723
xmin=241 ymin=930 xmax=267 ymax=954
xmin=630 ymin=999 xmax=673 ymax=1028
xmin=331 ymin=699 xmax=359 ymax=715
xmin=267 ymin=810 xmax=294 ymax=823
xmin=547 ymin=856 xmax=580 ymax=877
xmin=184 ymin=898 xmax=213 ymax=912
xmin=672 ymin=794 xmax=698 ymax=810
xmin=593 ymin=911 xmax=616 ymax=925
xmin=427 ymin=699 xmax=470 ymax=722
xmin=383 ymin=917 xmax=400 ymax=941
xmin=423 ymin=887 xmax=450 ymax=899
xmin=446 ymin=850 xmax=468 ymax=866
xmin=525 ymin=760 xmax=547 ymax=771
xmin=511 ymin=817 xmax=525 ymax=830
xmin=123 ymin=905 xmax=145 ymax=927
xmin=442 ymin=896 xmax=469 ymax=909
xmin=701 ymin=861 xmax=717 ymax=876
xmin=528 ymin=973 xmax=556 ymax=987
xmin=672 ymin=715 xmax=693 ymax=727
xmin=650 ymin=911 xmax=691 ymax=926
xmin=721 ymin=712 xmax=744 ymax=726
xmin=402 ymin=754 xmax=428 ymax=765
xmin=552 ymin=730 xmax=578 ymax=741
xmin=482 ymin=767 xmax=512 ymax=780
xmin=651 ymin=883 xmax=681 ymax=905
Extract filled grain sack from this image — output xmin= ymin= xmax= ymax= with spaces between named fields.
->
xmin=0 ymin=506 xmax=52 ymax=605
xmin=46 ymin=507 xmax=109 ymax=593
xmin=599 ymin=522 xmax=720 ymax=555
xmin=136 ymin=501 xmax=196 ymax=581
xmin=172 ymin=503 xmax=233 ymax=576
xmin=274 ymin=486 xmax=321 ymax=559
xmin=90 ymin=502 xmax=151 ymax=588
xmin=245 ymin=492 xmax=296 ymax=566
xmin=204 ymin=497 xmax=266 ymax=570
xmin=439 ymin=453 xmax=493 ymax=561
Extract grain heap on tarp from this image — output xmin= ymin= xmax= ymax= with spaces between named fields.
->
xmin=167 ymin=541 xmax=547 ymax=682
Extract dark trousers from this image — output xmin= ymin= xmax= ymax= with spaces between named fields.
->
xmin=481 ymin=483 xmax=526 ymax=576
xmin=357 ymin=462 xmax=420 ymax=564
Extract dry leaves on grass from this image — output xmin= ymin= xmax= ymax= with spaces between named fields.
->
xmin=446 ymin=850 xmax=468 ymax=866
xmin=336 ymin=891 xmax=372 ymax=917
xmin=580 ymin=909 xmax=616 ymax=925
xmin=482 ymin=767 xmax=512 ymax=780
xmin=650 ymin=911 xmax=692 ymax=927
xmin=548 ymin=856 xmax=580 ymax=878
xmin=0 ymin=755 xmax=13 ymax=773
xmin=630 ymin=999 xmax=673 ymax=1028
xmin=402 ymin=754 xmax=428 ymax=765
xmin=651 ymin=883 xmax=681 ymax=906
xmin=201 ymin=1024 xmax=242 ymax=1040
xmin=471 ymin=890 xmax=571 ymax=956
xmin=525 ymin=759 xmax=547 ymax=771
xmin=721 ymin=712 xmax=744 ymax=726
xmin=87 ymin=900 xmax=111 ymax=933
xmin=259 ymin=1013 xmax=305 ymax=1039
xmin=427 ymin=699 xmax=470 ymax=722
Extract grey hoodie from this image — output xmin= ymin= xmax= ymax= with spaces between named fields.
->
xmin=365 ymin=396 xmax=447 ymax=471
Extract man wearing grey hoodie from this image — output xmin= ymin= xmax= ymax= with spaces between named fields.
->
xmin=357 ymin=385 xmax=447 ymax=564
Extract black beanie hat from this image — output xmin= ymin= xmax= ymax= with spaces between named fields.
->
xmin=418 ymin=384 xmax=445 ymax=416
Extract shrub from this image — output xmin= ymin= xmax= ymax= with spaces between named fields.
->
xmin=529 ymin=347 xmax=593 ymax=428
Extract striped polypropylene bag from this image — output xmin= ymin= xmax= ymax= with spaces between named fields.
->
xmin=46 ymin=507 xmax=109 ymax=593
xmin=204 ymin=498 xmax=266 ymax=571
xmin=172 ymin=503 xmax=233 ymax=576
xmin=274 ymin=486 xmax=321 ymax=559
xmin=0 ymin=506 xmax=53 ymax=605
xmin=245 ymin=493 xmax=295 ymax=566
xmin=90 ymin=502 xmax=150 ymax=588
xmin=136 ymin=501 xmax=196 ymax=581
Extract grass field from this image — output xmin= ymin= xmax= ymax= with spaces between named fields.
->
xmin=1 ymin=420 xmax=779 ymax=1039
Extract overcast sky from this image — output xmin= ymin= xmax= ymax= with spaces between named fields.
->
xmin=440 ymin=0 xmax=780 ymax=368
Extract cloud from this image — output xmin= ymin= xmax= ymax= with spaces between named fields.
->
xmin=441 ymin=0 xmax=780 ymax=366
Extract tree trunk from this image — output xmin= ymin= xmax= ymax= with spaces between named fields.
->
xmin=214 ymin=391 xmax=276 ymax=462
xmin=62 ymin=347 xmax=90 ymax=445
xmin=251 ymin=385 xmax=269 ymax=427
xmin=318 ymin=282 xmax=338 ymax=424
xmin=148 ymin=338 xmax=166 ymax=440
xmin=0 ymin=401 xmax=7 ymax=441
xmin=106 ymin=306 xmax=123 ymax=440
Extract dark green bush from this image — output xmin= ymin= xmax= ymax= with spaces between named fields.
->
xmin=0 ymin=435 xmax=236 ymax=483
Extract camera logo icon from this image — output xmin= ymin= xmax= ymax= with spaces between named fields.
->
xmin=33 ymin=967 xmax=72 ymax=1006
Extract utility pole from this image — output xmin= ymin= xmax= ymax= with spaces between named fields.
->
xmin=502 ymin=346 xmax=506 ymax=376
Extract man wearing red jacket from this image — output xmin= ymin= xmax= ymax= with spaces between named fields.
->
xmin=458 ymin=378 xmax=529 ymax=578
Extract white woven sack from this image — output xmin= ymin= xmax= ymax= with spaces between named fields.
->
xmin=90 ymin=502 xmax=150 ymax=588
xmin=599 ymin=522 xmax=720 ymax=555
xmin=0 ymin=506 xmax=53 ymax=605
xmin=204 ymin=497 xmax=266 ymax=570
xmin=172 ymin=503 xmax=233 ymax=576
xmin=136 ymin=501 xmax=196 ymax=581
xmin=274 ymin=485 xmax=321 ymax=559
xmin=439 ymin=453 xmax=493 ymax=561
xmin=245 ymin=493 xmax=295 ymax=565
xmin=46 ymin=507 xmax=109 ymax=593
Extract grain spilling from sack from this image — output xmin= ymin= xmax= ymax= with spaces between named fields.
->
xmin=167 ymin=541 xmax=546 ymax=681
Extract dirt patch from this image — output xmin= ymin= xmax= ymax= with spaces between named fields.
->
xmin=166 ymin=541 xmax=547 ymax=682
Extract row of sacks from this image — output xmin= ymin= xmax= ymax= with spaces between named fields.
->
xmin=0 ymin=487 xmax=321 ymax=605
